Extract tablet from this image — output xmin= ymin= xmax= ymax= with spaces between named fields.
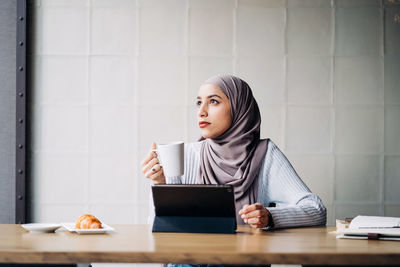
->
xmin=151 ymin=184 xmax=237 ymax=233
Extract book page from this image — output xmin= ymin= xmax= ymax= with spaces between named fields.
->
xmin=349 ymin=216 xmax=400 ymax=229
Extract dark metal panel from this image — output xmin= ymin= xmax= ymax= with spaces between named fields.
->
xmin=16 ymin=0 xmax=27 ymax=224
xmin=0 ymin=0 xmax=17 ymax=224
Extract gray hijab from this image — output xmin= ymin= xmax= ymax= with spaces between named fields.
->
xmin=198 ymin=75 xmax=268 ymax=224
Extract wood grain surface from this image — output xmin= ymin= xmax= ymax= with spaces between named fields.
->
xmin=1 ymin=225 xmax=400 ymax=265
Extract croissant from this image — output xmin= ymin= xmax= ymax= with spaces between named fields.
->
xmin=75 ymin=214 xmax=103 ymax=229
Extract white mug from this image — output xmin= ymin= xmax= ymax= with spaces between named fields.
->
xmin=153 ymin=141 xmax=184 ymax=177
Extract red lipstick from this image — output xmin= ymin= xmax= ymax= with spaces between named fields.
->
xmin=199 ymin=121 xmax=210 ymax=128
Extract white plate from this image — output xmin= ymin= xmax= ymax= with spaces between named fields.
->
xmin=21 ymin=223 xmax=62 ymax=233
xmin=61 ymin=222 xmax=114 ymax=235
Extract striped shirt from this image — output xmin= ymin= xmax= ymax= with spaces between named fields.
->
xmin=165 ymin=139 xmax=326 ymax=229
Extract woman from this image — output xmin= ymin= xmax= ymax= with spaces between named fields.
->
xmin=141 ymin=74 xmax=326 ymax=229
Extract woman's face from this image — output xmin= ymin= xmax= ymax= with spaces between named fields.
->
xmin=197 ymin=83 xmax=232 ymax=139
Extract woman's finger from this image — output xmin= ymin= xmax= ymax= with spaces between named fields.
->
xmin=239 ymin=203 xmax=264 ymax=215
xmin=238 ymin=204 xmax=250 ymax=215
xmin=248 ymin=216 xmax=268 ymax=228
xmin=241 ymin=208 xmax=267 ymax=219
xmin=142 ymin=158 xmax=160 ymax=176
xmin=148 ymin=168 xmax=165 ymax=184
xmin=144 ymin=162 xmax=162 ymax=178
xmin=140 ymin=143 xmax=157 ymax=167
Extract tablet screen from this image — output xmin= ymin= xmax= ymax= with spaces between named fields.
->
xmin=152 ymin=184 xmax=236 ymax=218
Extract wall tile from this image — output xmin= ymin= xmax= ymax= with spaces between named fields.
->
xmin=41 ymin=0 xmax=89 ymax=7
xmin=286 ymin=154 xmax=334 ymax=206
xmin=188 ymin=56 xmax=233 ymax=103
xmin=260 ymin=106 xmax=284 ymax=148
xmin=138 ymin=106 xmax=185 ymax=147
xmin=91 ymin=8 xmax=136 ymax=55
xmin=92 ymin=0 xmax=136 ymax=8
xmin=90 ymin=106 xmax=135 ymax=155
xmin=89 ymin=156 xmax=136 ymax=203
xmin=287 ymin=56 xmax=331 ymax=105
xmin=41 ymin=56 xmax=88 ymax=105
xmin=136 ymin=167 xmax=152 ymax=209
xmin=138 ymin=56 xmax=186 ymax=106
xmin=287 ymin=0 xmax=331 ymax=7
xmin=189 ymin=4 xmax=233 ymax=56
xmin=384 ymin=156 xmax=400 ymax=203
xmin=42 ymin=7 xmax=88 ymax=54
xmin=385 ymin=7 xmax=400 ymax=55
xmin=325 ymin=204 xmax=335 ymax=226
xmin=33 ymin=203 xmax=87 ymax=223
xmin=334 ymin=56 xmax=383 ymax=105
xmin=135 ymin=203 xmax=152 ymax=225
xmin=335 ymin=107 xmax=383 ymax=153
xmin=29 ymin=6 xmax=42 ymax=55
xmin=335 ymin=7 xmax=382 ymax=56
xmin=335 ymin=0 xmax=381 ymax=7
xmin=187 ymin=106 xmax=201 ymax=142
xmin=384 ymin=55 xmax=400 ymax=105
xmin=236 ymin=6 xmax=284 ymax=57
xmin=35 ymin=153 xmax=88 ymax=204
xmin=335 ymin=155 xmax=380 ymax=202
xmin=40 ymin=106 xmax=88 ymax=152
xmin=385 ymin=205 xmax=400 ymax=217
xmin=238 ymin=0 xmax=285 ymax=8
xmin=30 ymin=56 xmax=42 ymax=105
xmin=286 ymin=107 xmax=331 ymax=153
xmin=287 ymin=7 xmax=331 ymax=56
xmin=140 ymin=4 xmax=185 ymax=56
xmin=335 ymin=204 xmax=380 ymax=219
xmin=90 ymin=56 xmax=135 ymax=105
xmin=90 ymin=204 xmax=136 ymax=224
xmin=140 ymin=0 xmax=186 ymax=7
xmin=189 ymin=0 xmax=234 ymax=9
xmin=385 ymin=107 xmax=400 ymax=154
xmin=30 ymin=104 xmax=41 ymax=152
xmin=236 ymin=56 xmax=284 ymax=106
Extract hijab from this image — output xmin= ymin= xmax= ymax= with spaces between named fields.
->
xmin=198 ymin=75 xmax=269 ymax=224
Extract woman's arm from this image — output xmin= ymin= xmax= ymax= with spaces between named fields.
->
xmin=260 ymin=140 xmax=327 ymax=229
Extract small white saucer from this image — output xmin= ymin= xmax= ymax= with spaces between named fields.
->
xmin=21 ymin=223 xmax=62 ymax=233
xmin=61 ymin=222 xmax=114 ymax=234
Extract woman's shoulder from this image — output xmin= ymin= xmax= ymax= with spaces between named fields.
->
xmin=262 ymin=138 xmax=281 ymax=161
xmin=261 ymin=138 xmax=276 ymax=153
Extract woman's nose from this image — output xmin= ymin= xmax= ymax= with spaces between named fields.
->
xmin=198 ymin=104 xmax=207 ymax=117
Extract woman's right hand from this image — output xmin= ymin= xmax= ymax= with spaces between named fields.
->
xmin=141 ymin=142 xmax=166 ymax=184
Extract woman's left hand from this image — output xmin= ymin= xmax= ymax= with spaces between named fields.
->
xmin=239 ymin=203 xmax=270 ymax=229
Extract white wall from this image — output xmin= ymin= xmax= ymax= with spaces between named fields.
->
xmin=29 ymin=0 xmax=400 ymax=231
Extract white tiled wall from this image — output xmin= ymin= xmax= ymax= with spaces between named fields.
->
xmin=30 ymin=0 xmax=400 ymax=246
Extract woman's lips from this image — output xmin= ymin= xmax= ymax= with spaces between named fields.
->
xmin=199 ymin=121 xmax=211 ymax=128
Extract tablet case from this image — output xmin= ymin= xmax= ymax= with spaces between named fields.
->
xmin=151 ymin=184 xmax=237 ymax=234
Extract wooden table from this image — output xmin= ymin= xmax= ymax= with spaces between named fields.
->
xmin=1 ymin=224 xmax=400 ymax=265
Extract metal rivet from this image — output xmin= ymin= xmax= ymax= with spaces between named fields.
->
xmin=18 ymin=144 xmax=23 ymax=149
xmin=19 ymin=118 xmax=23 ymax=123
xmin=19 ymin=16 xmax=24 ymax=21
xmin=18 ymin=169 xmax=23 ymax=174
xmin=18 ymin=195 xmax=23 ymax=200
xmin=19 ymin=66 xmax=23 ymax=71
xmin=19 ymin=41 xmax=24 ymax=46
xmin=19 ymin=93 xmax=24 ymax=97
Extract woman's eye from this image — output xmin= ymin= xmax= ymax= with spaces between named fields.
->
xmin=210 ymin=99 xmax=219 ymax=104
xmin=196 ymin=101 xmax=202 ymax=106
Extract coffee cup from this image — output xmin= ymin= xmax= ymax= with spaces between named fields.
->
xmin=153 ymin=141 xmax=184 ymax=177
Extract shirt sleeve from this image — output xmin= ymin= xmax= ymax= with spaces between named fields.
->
xmin=260 ymin=140 xmax=327 ymax=229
